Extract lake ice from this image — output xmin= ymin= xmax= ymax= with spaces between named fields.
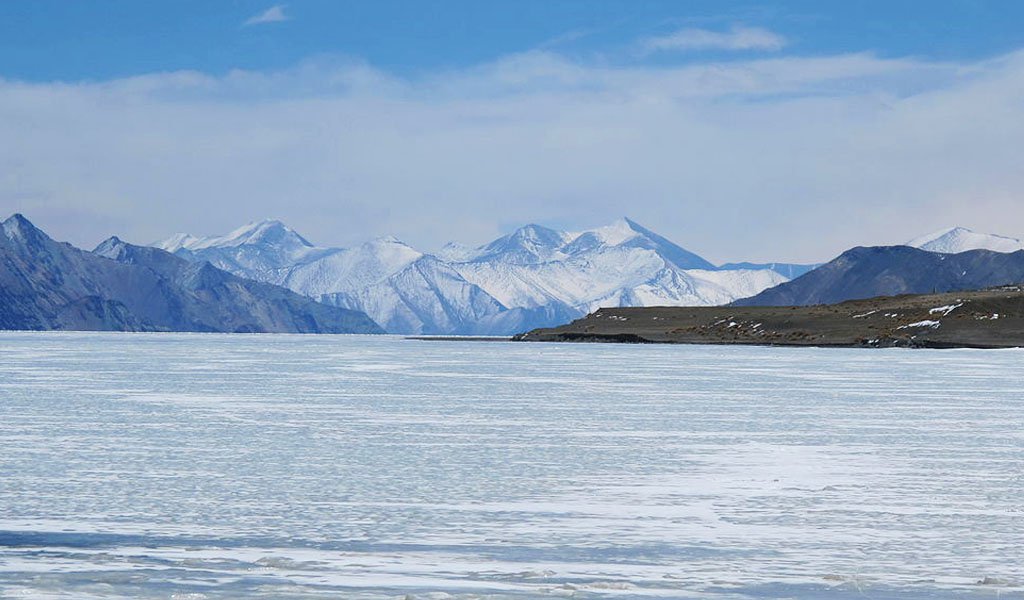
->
xmin=0 ymin=332 xmax=1022 ymax=599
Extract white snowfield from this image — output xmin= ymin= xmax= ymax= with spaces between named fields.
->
xmin=906 ymin=226 xmax=1024 ymax=254
xmin=156 ymin=218 xmax=787 ymax=334
xmin=1 ymin=333 xmax=1022 ymax=599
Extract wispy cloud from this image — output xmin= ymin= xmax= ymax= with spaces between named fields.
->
xmin=243 ymin=4 xmax=289 ymax=27
xmin=3 ymin=45 xmax=1023 ymax=263
xmin=640 ymin=25 xmax=786 ymax=54
xmin=535 ymin=29 xmax=598 ymax=50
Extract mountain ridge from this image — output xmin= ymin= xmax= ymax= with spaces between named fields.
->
xmin=733 ymin=245 xmax=1024 ymax=307
xmin=0 ymin=214 xmax=383 ymax=334
xmin=156 ymin=217 xmax=798 ymax=334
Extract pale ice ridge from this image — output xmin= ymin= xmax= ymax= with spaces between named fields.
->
xmin=1 ymin=332 xmax=1023 ymax=599
xmin=906 ymin=226 xmax=1024 ymax=254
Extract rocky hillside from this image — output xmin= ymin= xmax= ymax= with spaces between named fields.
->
xmin=516 ymin=286 xmax=1024 ymax=349
xmin=733 ymin=246 xmax=1024 ymax=307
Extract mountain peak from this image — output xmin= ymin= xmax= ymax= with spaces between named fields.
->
xmin=4 ymin=212 xmax=31 ymax=225
xmin=473 ymin=223 xmax=570 ymax=263
xmin=906 ymin=226 xmax=1024 ymax=254
xmin=583 ymin=218 xmax=643 ymax=246
xmin=216 ymin=219 xmax=313 ymax=249
xmin=93 ymin=236 xmax=128 ymax=258
xmin=559 ymin=217 xmax=715 ymax=270
xmin=509 ymin=223 xmax=566 ymax=244
xmin=157 ymin=219 xmax=316 ymax=253
xmin=436 ymin=241 xmax=475 ymax=262
xmin=2 ymin=213 xmax=50 ymax=246
xmin=3 ymin=213 xmax=35 ymax=232
xmin=157 ymin=232 xmax=202 ymax=252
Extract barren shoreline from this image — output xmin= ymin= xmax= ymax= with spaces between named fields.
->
xmin=514 ymin=286 xmax=1024 ymax=348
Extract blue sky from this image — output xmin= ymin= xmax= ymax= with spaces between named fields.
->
xmin=3 ymin=1 xmax=1024 ymax=262
xmin=4 ymin=1 xmax=1024 ymax=80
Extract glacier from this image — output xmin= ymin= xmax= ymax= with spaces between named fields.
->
xmin=156 ymin=218 xmax=793 ymax=334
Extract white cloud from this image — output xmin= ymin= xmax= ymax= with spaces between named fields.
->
xmin=640 ymin=25 xmax=787 ymax=54
xmin=243 ymin=5 xmax=289 ymax=27
xmin=2 ymin=48 xmax=1024 ymax=264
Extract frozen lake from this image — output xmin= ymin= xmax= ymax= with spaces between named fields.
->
xmin=1 ymin=332 xmax=1022 ymax=599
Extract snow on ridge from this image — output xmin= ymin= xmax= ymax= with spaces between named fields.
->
xmin=566 ymin=217 xmax=641 ymax=246
xmin=906 ymin=226 xmax=1024 ymax=254
xmin=153 ymin=217 xmax=790 ymax=334
xmin=155 ymin=219 xmax=313 ymax=252
xmin=156 ymin=232 xmax=202 ymax=253
xmin=898 ymin=319 xmax=941 ymax=330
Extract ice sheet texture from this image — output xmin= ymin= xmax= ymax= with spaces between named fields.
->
xmin=1 ymin=332 xmax=1022 ymax=599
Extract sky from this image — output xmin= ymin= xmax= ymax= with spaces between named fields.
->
xmin=2 ymin=1 xmax=1024 ymax=263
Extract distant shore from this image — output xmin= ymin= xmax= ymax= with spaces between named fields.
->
xmin=514 ymin=286 xmax=1024 ymax=349
xmin=406 ymin=336 xmax=512 ymax=342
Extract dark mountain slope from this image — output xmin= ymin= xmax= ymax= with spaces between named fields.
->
xmin=732 ymin=245 xmax=1024 ymax=307
xmin=0 ymin=214 xmax=383 ymax=333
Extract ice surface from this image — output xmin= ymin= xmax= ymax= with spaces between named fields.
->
xmin=1 ymin=332 xmax=1022 ymax=599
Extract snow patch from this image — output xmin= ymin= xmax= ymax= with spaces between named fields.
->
xmin=898 ymin=320 xmax=941 ymax=330
xmin=929 ymin=303 xmax=963 ymax=316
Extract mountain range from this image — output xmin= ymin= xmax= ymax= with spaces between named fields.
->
xmin=0 ymin=214 xmax=383 ymax=333
xmin=735 ymin=244 xmax=1024 ymax=307
xmin=5 ymin=212 xmax=1024 ymax=335
xmin=156 ymin=218 xmax=813 ymax=335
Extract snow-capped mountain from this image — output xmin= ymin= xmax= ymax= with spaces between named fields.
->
xmin=156 ymin=218 xmax=793 ymax=335
xmin=0 ymin=214 xmax=381 ymax=334
xmin=158 ymin=220 xmax=333 ymax=277
xmin=906 ymin=226 xmax=1024 ymax=254
xmin=447 ymin=219 xmax=783 ymax=315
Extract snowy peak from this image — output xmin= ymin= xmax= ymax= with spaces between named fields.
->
xmin=463 ymin=217 xmax=715 ymax=270
xmin=561 ymin=219 xmax=634 ymax=256
xmin=155 ymin=219 xmax=327 ymax=276
xmin=151 ymin=216 xmax=792 ymax=335
xmin=1 ymin=214 xmax=62 ymax=258
xmin=157 ymin=219 xmax=313 ymax=252
xmin=474 ymin=223 xmax=571 ymax=264
xmin=578 ymin=217 xmax=641 ymax=246
xmin=356 ymin=235 xmax=423 ymax=267
xmin=436 ymin=241 xmax=475 ymax=262
xmin=198 ymin=219 xmax=313 ymax=251
xmin=93 ymin=236 xmax=128 ymax=258
xmin=158 ymin=232 xmax=203 ymax=253
xmin=618 ymin=218 xmax=717 ymax=270
xmin=906 ymin=226 xmax=1024 ymax=254
xmin=2 ymin=213 xmax=49 ymax=247
xmin=560 ymin=217 xmax=715 ymax=270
